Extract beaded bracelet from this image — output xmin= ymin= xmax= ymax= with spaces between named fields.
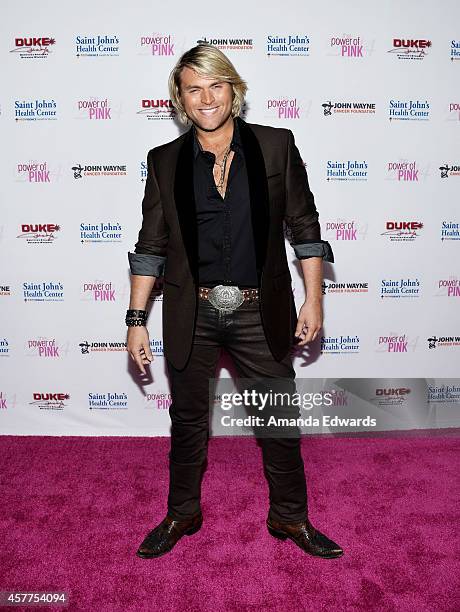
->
xmin=126 ymin=318 xmax=146 ymax=327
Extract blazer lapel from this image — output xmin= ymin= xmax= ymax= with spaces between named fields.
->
xmin=236 ymin=117 xmax=270 ymax=281
xmin=173 ymin=126 xmax=199 ymax=284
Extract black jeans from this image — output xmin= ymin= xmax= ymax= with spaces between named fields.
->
xmin=165 ymin=295 xmax=308 ymax=524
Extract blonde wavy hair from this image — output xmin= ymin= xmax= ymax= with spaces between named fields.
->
xmin=168 ymin=43 xmax=248 ymax=124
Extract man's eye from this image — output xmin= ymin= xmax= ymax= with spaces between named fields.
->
xmin=212 ymin=84 xmax=222 ymax=89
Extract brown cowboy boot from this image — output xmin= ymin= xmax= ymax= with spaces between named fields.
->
xmin=136 ymin=513 xmax=203 ymax=559
xmin=267 ymin=516 xmax=344 ymax=558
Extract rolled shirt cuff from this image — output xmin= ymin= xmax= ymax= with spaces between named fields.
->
xmin=291 ymin=240 xmax=335 ymax=263
xmin=128 ymin=252 xmax=166 ymax=276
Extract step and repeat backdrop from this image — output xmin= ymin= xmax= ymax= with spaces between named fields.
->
xmin=1 ymin=1 xmax=459 ymax=435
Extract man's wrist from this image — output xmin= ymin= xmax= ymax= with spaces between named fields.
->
xmin=304 ymin=294 xmax=322 ymax=304
xmin=125 ymin=309 xmax=148 ymax=327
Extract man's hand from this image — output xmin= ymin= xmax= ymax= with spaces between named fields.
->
xmin=294 ymin=298 xmax=323 ymax=345
xmin=127 ymin=326 xmax=154 ymax=375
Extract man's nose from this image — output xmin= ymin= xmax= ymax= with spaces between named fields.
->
xmin=200 ymin=89 xmax=214 ymax=105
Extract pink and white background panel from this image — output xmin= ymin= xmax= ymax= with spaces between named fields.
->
xmin=1 ymin=0 xmax=459 ymax=435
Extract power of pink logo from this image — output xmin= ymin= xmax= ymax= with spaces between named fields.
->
xmin=78 ymin=98 xmax=111 ymax=119
xmin=387 ymin=161 xmax=419 ymax=181
xmin=83 ymin=282 xmax=115 ymax=301
xmin=378 ymin=336 xmax=409 ymax=352
xmin=28 ymin=339 xmax=59 ymax=357
xmin=17 ymin=162 xmax=50 ymax=182
xmin=325 ymin=221 xmax=357 ymax=240
xmin=330 ymin=36 xmax=363 ymax=57
xmin=267 ymin=98 xmax=300 ymax=119
xmin=140 ymin=35 xmax=174 ymax=55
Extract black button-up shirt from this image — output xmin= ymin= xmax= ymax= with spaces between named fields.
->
xmin=128 ymin=118 xmax=335 ymax=281
xmin=192 ymin=119 xmax=259 ymax=288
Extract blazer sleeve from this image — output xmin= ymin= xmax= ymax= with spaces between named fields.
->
xmin=284 ymin=129 xmax=334 ymax=263
xmin=128 ymin=149 xmax=169 ymax=276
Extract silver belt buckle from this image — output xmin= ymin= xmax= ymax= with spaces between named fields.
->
xmin=208 ymin=285 xmax=244 ymax=312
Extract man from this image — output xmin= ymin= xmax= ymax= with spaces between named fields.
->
xmin=126 ymin=44 xmax=343 ymax=559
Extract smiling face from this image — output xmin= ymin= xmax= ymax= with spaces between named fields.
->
xmin=178 ymin=65 xmax=234 ymax=132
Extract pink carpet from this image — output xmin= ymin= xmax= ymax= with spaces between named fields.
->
xmin=0 ymin=432 xmax=459 ymax=611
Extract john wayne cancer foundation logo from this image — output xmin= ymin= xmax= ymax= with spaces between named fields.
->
xmin=75 ymin=34 xmax=120 ymax=57
xmin=322 ymin=281 xmax=368 ymax=295
xmin=17 ymin=223 xmax=60 ymax=244
xmin=381 ymin=220 xmax=423 ymax=242
xmin=266 ymin=35 xmax=309 ymax=56
xmin=80 ymin=335 xmax=163 ymax=355
xmin=389 ymin=99 xmax=430 ymax=121
xmin=137 ymin=98 xmax=175 ymax=120
xmin=322 ymin=100 xmax=375 ymax=116
xmin=71 ymin=163 xmax=127 ymax=178
xmin=427 ymin=335 xmax=460 ymax=349
xmin=79 ymin=339 xmax=127 ymax=354
xmin=198 ymin=36 xmax=253 ymax=51
xmin=439 ymin=163 xmax=460 ymax=179
xmin=388 ymin=38 xmax=431 ymax=60
xmin=15 ymin=99 xmax=57 ymax=121
xmin=10 ymin=36 xmax=55 ymax=59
